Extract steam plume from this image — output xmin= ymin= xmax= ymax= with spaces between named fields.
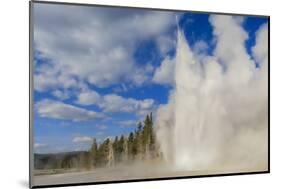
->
xmin=155 ymin=15 xmax=268 ymax=172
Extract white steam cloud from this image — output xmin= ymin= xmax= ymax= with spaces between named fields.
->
xmin=155 ymin=15 xmax=268 ymax=172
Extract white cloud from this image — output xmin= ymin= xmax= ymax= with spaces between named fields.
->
xmin=36 ymin=99 xmax=103 ymax=121
xmin=52 ymin=89 xmax=70 ymax=100
xmin=34 ymin=62 xmax=79 ymax=92
xmin=152 ymin=57 xmax=175 ymax=85
xmin=209 ymin=15 xmax=255 ymax=86
xmin=131 ymin=64 xmax=155 ymax=87
xmin=118 ymin=120 xmax=138 ymax=128
xmin=73 ymin=136 xmax=93 ymax=143
xmin=34 ymin=143 xmax=47 ymax=148
xmin=75 ymin=89 xmax=155 ymax=115
xmin=112 ymin=84 xmax=129 ymax=93
xmin=192 ymin=40 xmax=208 ymax=55
xmin=156 ymin=35 xmax=176 ymax=55
xmin=99 ymin=94 xmax=155 ymax=114
xmin=252 ymin=23 xmax=268 ymax=66
xmin=76 ymin=90 xmax=101 ymax=105
xmin=33 ymin=4 xmax=175 ymax=91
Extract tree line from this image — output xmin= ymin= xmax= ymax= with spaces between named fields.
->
xmin=34 ymin=113 xmax=161 ymax=171
xmin=90 ymin=112 xmax=160 ymax=168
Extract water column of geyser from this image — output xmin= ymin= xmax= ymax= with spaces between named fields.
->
xmin=158 ymin=15 xmax=227 ymax=171
xmin=155 ymin=15 xmax=268 ymax=172
xmin=173 ymin=23 xmax=212 ymax=170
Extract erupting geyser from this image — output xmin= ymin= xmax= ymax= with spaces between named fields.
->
xmin=155 ymin=15 xmax=268 ymax=171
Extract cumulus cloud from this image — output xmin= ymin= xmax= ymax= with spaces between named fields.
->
xmin=192 ymin=40 xmax=209 ymax=55
xmin=152 ymin=57 xmax=175 ymax=85
xmin=33 ymin=4 xmax=171 ymax=122
xmin=34 ymin=61 xmax=79 ymax=92
xmin=155 ymin=15 xmax=268 ymax=172
xmin=118 ymin=120 xmax=138 ymax=128
xmin=156 ymin=35 xmax=176 ymax=55
xmin=76 ymin=90 xmax=101 ymax=105
xmin=100 ymin=94 xmax=155 ymax=114
xmin=210 ymin=15 xmax=255 ymax=86
xmin=36 ymin=99 xmax=103 ymax=121
xmin=52 ymin=89 xmax=70 ymax=100
xmin=33 ymin=3 xmax=175 ymax=91
xmin=75 ymin=89 xmax=155 ymax=115
xmin=73 ymin=136 xmax=93 ymax=143
xmin=34 ymin=143 xmax=47 ymax=148
xmin=252 ymin=23 xmax=268 ymax=66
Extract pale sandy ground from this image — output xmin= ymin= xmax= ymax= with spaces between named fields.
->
xmin=33 ymin=162 xmax=265 ymax=187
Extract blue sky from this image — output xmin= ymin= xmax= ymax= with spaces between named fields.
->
xmin=33 ymin=3 xmax=268 ymax=153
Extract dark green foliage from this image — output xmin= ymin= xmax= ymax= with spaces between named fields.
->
xmin=89 ymin=113 xmax=157 ymax=164
xmin=95 ymin=138 xmax=111 ymax=167
xmin=127 ymin=132 xmax=134 ymax=160
xmin=90 ymin=138 xmax=98 ymax=167
xmin=34 ymin=151 xmax=91 ymax=170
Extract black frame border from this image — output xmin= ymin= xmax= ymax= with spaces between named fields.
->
xmin=29 ymin=0 xmax=270 ymax=188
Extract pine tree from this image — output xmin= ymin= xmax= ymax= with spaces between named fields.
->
xmin=123 ymin=137 xmax=128 ymax=161
xmin=149 ymin=113 xmax=155 ymax=152
xmin=115 ymin=135 xmax=125 ymax=162
xmin=107 ymin=139 xmax=115 ymax=167
xmin=132 ymin=130 xmax=138 ymax=158
xmin=88 ymin=112 xmax=158 ymax=168
xmin=136 ymin=122 xmax=144 ymax=159
xmin=128 ymin=132 xmax=134 ymax=160
xmin=83 ymin=152 xmax=93 ymax=170
xmin=113 ymin=136 xmax=118 ymax=162
xmin=90 ymin=138 xmax=98 ymax=167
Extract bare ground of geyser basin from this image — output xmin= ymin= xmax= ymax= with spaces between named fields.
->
xmin=33 ymin=161 xmax=266 ymax=186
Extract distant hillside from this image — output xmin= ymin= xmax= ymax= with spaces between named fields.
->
xmin=34 ymin=151 xmax=89 ymax=170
